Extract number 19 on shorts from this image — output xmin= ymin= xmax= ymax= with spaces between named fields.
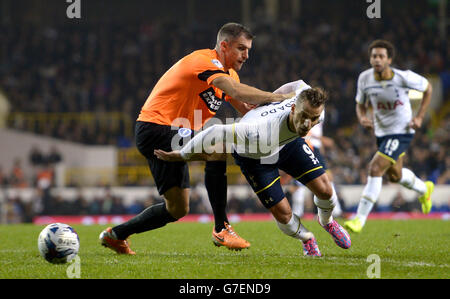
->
xmin=384 ymin=138 xmax=399 ymax=156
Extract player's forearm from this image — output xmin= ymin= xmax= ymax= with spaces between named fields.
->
xmin=416 ymin=83 xmax=432 ymax=119
xmin=232 ymin=82 xmax=291 ymax=104
xmin=356 ymin=103 xmax=367 ymax=122
xmin=179 ymin=124 xmax=233 ymax=160
xmin=213 ymin=76 xmax=292 ymax=105
xmin=179 ymin=126 xmax=217 ymax=160
xmin=180 ymin=152 xmax=224 ymax=161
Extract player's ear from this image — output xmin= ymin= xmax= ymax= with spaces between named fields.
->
xmin=291 ymin=104 xmax=296 ymax=112
xmin=220 ymin=40 xmax=228 ymax=51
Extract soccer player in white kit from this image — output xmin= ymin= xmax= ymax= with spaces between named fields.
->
xmin=155 ymin=80 xmax=352 ymax=256
xmin=344 ymin=40 xmax=434 ymax=233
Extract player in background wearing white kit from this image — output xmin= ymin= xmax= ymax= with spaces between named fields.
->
xmin=289 ymin=110 xmax=343 ymax=219
xmin=155 ymin=80 xmax=351 ymax=257
xmin=344 ymin=40 xmax=434 ymax=233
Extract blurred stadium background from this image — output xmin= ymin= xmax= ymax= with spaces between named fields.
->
xmin=0 ymin=0 xmax=448 ymax=224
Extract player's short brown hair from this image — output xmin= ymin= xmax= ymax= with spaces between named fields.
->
xmin=368 ymin=39 xmax=396 ymax=59
xmin=299 ymin=87 xmax=328 ymax=108
xmin=216 ymin=22 xmax=254 ymax=44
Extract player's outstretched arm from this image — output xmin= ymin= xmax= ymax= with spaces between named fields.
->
xmin=228 ymin=79 xmax=305 ymax=115
xmin=154 ymin=149 xmax=226 ymax=162
xmin=154 ymin=149 xmax=184 ymax=161
xmin=212 ymin=75 xmax=294 ymax=105
xmin=154 ymin=124 xmax=233 ymax=162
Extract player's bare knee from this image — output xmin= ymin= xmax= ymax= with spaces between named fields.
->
xmin=315 ymin=182 xmax=333 ymax=200
xmin=270 ymin=199 xmax=292 ymax=224
xmin=165 ymin=199 xmax=190 ymax=219
xmin=369 ymin=163 xmax=383 ymax=176
xmin=388 ymin=173 xmax=401 ymax=183
xmin=387 ymin=167 xmax=402 ymax=183
xmin=179 ymin=203 xmax=190 ymax=217
xmin=168 ymin=204 xmax=189 ymax=219
xmin=276 ymin=212 xmax=292 ymax=224
xmin=182 ymin=205 xmax=190 ymax=217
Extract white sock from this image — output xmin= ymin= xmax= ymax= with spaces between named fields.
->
xmin=330 ymin=183 xmax=343 ymax=217
xmin=399 ymin=168 xmax=427 ymax=195
xmin=291 ymin=186 xmax=306 ymax=217
xmin=276 ymin=214 xmax=313 ymax=242
xmin=314 ymin=196 xmax=335 ymax=226
xmin=356 ymin=198 xmax=374 ymax=226
xmin=356 ymin=176 xmax=382 ymax=226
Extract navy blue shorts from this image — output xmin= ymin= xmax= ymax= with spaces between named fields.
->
xmin=233 ymin=138 xmax=325 ymax=209
xmin=294 ymin=147 xmax=327 ymax=187
xmin=314 ymin=148 xmax=327 ymax=170
xmin=376 ymin=134 xmax=414 ymax=163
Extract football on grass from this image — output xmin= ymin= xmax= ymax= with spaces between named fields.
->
xmin=38 ymin=223 xmax=79 ymax=264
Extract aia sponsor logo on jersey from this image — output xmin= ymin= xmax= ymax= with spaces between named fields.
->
xmin=377 ymin=100 xmax=404 ymax=110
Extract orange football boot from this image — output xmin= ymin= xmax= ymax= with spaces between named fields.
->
xmin=212 ymin=222 xmax=250 ymax=250
xmin=99 ymin=227 xmax=136 ymax=255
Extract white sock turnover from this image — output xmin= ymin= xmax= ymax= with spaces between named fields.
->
xmin=314 ymin=196 xmax=335 ymax=226
xmin=399 ymin=168 xmax=427 ymax=195
xmin=276 ymin=213 xmax=313 ymax=242
xmin=356 ymin=176 xmax=382 ymax=226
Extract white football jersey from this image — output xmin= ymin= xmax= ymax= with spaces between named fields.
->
xmin=232 ymin=80 xmax=312 ymax=162
xmin=356 ymin=67 xmax=428 ymax=137
xmin=232 ymin=98 xmax=296 ymax=160
xmin=179 ymin=80 xmax=314 ymax=163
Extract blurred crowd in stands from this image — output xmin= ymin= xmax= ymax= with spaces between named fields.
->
xmin=0 ymin=1 xmax=449 ymax=222
xmin=2 ymin=182 xmax=270 ymax=223
xmin=0 ymin=145 xmax=62 ymax=189
xmin=3 ymin=180 xmax=449 ymax=224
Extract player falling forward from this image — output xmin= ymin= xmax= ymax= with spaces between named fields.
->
xmin=155 ymin=80 xmax=351 ymax=257
xmin=344 ymin=40 xmax=434 ymax=233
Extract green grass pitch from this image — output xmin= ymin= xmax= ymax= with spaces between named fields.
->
xmin=0 ymin=219 xmax=449 ymax=279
